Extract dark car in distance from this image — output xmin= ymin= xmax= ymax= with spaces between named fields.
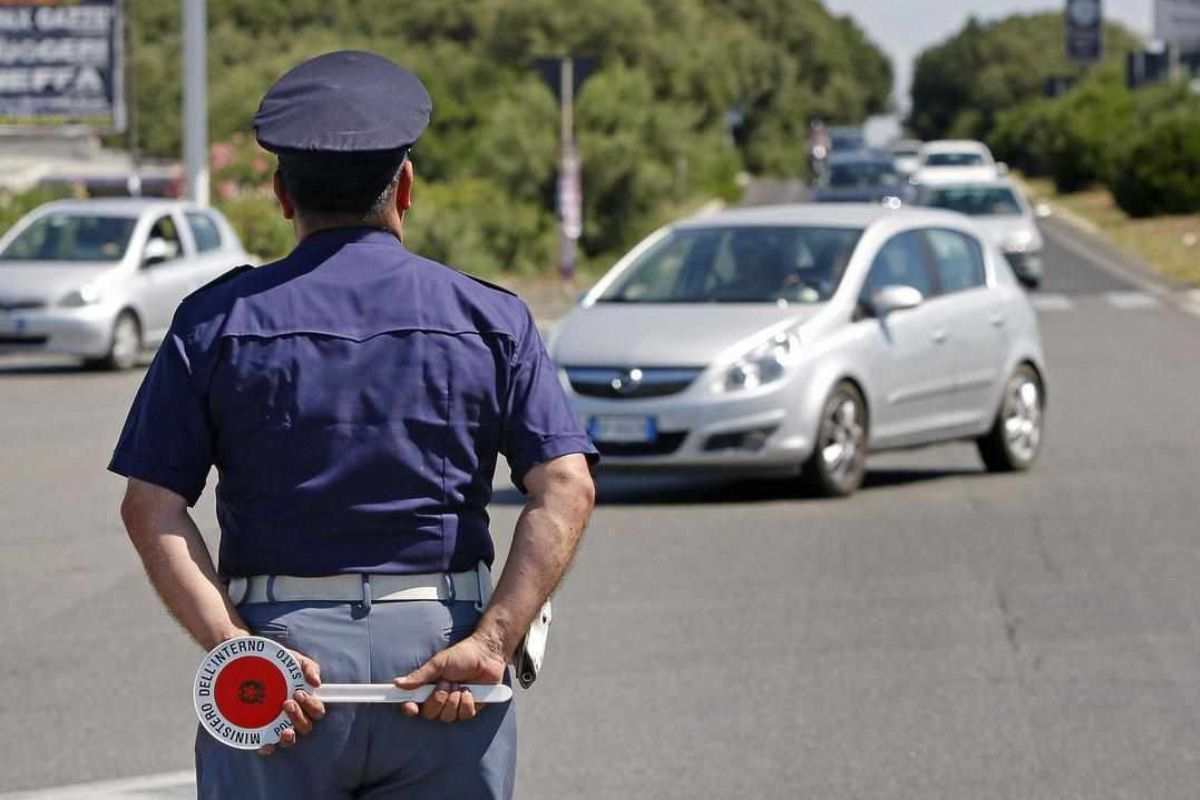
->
xmin=811 ymin=150 xmax=915 ymax=206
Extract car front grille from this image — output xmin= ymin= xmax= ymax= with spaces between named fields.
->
xmin=565 ymin=367 xmax=704 ymax=400
xmin=593 ymin=432 xmax=688 ymax=457
xmin=0 ymin=299 xmax=46 ymax=312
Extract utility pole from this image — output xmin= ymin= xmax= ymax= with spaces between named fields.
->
xmin=557 ymin=57 xmax=581 ymax=282
xmin=535 ymin=55 xmax=595 ymax=282
xmin=182 ymin=0 xmax=208 ymax=206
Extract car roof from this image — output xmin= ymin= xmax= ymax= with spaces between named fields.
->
xmin=827 ymin=148 xmax=893 ymax=164
xmin=920 ymin=140 xmax=990 ymax=153
xmin=677 ymin=203 xmax=967 ymax=230
xmin=34 ymin=198 xmax=213 ymax=218
xmin=922 ymin=177 xmax=1017 ymax=191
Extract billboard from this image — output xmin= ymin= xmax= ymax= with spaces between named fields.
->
xmin=1156 ymin=0 xmax=1200 ymax=48
xmin=1066 ymin=0 xmax=1103 ymax=63
xmin=0 ymin=0 xmax=124 ymax=131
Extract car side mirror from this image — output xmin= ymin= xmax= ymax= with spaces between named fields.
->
xmin=869 ymin=285 xmax=924 ymax=317
xmin=142 ymin=237 xmax=178 ymax=267
xmin=996 ymin=162 xmax=1010 ymax=176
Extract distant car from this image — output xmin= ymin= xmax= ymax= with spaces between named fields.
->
xmin=828 ymin=126 xmax=866 ymax=155
xmin=0 ymin=198 xmax=249 ymax=369
xmin=890 ymin=138 xmax=924 ymax=176
xmin=914 ymin=140 xmax=1002 ymax=185
xmin=811 ymin=150 xmax=914 ymax=206
xmin=551 ymin=204 xmax=1047 ymax=497
xmin=917 ymin=179 xmax=1044 ymax=288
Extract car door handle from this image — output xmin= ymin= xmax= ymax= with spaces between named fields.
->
xmin=931 ymin=329 xmax=949 ymax=344
xmin=989 ymin=313 xmax=1006 ymax=328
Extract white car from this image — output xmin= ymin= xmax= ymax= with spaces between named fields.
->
xmin=550 ymin=204 xmax=1047 ymax=496
xmin=890 ymin=138 xmax=924 ymax=176
xmin=914 ymin=140 xmax=1002 ymax=186
xmin=918 ymin=179 xmax=1044 ymax=288
xmin=0 ymin=198 xmax=249 ymax=368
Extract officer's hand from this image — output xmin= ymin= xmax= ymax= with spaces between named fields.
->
xmin=394 ymin=634 xmax=507 ymax=723
xmin=257 ymin=650 xmax=325 ymax=756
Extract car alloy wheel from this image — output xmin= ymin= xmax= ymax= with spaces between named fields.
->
xmin=805 ymin=382 xmax=868 ymax=497
xmin=105 ymin=313 xmax=141 ymax=371
xmin=978 ymin=364 xmax=1044 ymax=472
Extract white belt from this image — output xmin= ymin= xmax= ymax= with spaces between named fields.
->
xmin=227 ymin=563 xmax=492 ymax=607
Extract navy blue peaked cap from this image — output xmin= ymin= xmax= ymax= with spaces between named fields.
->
xmin=254 ymin=50 xmax=432 ymax=154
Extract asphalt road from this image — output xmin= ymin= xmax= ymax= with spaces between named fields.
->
xmin=2 ymin=214 xmax=1200 ymax=798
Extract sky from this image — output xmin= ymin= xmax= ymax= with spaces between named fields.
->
xmin=823 ymin=0 xmax=1155 ymax=111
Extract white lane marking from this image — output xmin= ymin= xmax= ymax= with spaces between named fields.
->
xmin=1181 ymin=289 xmax=1200 ymax=318
xmin=1030 ymin=294 xmax=1073 ymax=312
xmin=1105 ymin=291 xmax=1160 ymax=309
xmin=0 ymin=771 xmax=194 ymax=799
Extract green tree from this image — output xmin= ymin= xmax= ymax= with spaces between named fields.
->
xmin=909 ymin=13 xmax=1140 ymax=143
xmin=124 ymin=0 xmax=892 ymax=274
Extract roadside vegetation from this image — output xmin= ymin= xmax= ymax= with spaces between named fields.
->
xmin=911 ymin=12 xmax=1200 ymax=286
xmin=111 ymin=0 xmax=891 ymax=273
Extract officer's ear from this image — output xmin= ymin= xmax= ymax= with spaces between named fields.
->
xmin=273 ymin=171 xmax=296 ymax=221
xmin=395 ymin=159 xmax=414 ymax=213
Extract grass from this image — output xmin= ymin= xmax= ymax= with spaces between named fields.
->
xmin=1020 ymin=176 xmax=1200 ymax=287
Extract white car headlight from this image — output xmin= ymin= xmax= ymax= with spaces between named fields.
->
xmin=718 ymin=332 xmax=802 ymax=393
xmin=59 ymin=283 xmax=104 ymax=308
xmin=1004 ymin=229 xmax=1037 ymax=253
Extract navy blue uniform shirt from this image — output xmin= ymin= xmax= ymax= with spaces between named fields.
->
xmin=109 ymin=227 xmax=597 ymax=577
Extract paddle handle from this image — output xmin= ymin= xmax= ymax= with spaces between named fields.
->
xmin=312 ymin=683 xmax=513 ymax=704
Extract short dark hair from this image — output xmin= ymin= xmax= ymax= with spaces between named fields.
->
xmin=276 ymin=149 xmax=408 ymax=218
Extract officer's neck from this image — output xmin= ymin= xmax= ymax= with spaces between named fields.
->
xmin=293 ymin=211 xmax=404 ymax=244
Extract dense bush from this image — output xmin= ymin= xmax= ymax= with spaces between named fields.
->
xmin=121 ymin=0 xmax=893 ymax=274
xmin=0 ymin=185 xmax=74 ymax=235
xmin=909 ymin=13 xmax=1140 ymax=144
xmin=1110 ymin=109 xmax=1200 ymax=217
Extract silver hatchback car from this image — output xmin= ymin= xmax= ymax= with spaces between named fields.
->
xmin=0 ymin=198 xmax=248 ymax=369
xmin=550 ymin=204 xmax=1047 ymax=496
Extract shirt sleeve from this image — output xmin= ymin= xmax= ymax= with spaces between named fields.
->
xmin=108 ymin=327 xmax=213 ymax=506
xmin=502 ymin=307 xmax=598 ymax=492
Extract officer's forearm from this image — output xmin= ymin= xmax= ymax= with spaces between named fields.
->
xmin=476 ymin=454 xmax=595 ymax=658
xmin=121 ymin=480 xmax=247 ymax=651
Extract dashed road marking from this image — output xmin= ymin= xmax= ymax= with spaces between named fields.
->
xmin=0 ymin=771 xmax=194 ymax=800
xmin=1105 ymin=291 xmax=1160 ymax=309
xmin=1031 ymin=294 xmax=1073 ymax=312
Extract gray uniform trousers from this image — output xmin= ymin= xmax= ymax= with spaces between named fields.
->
xmin=196 ymin=598 xmax=517 ymax=799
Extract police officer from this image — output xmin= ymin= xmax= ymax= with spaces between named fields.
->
xmin=111 ymin=50 xmax=597 ymax=799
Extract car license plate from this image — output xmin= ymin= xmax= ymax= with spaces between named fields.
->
xmin=588 ymin=415 xmax=657 ymax=444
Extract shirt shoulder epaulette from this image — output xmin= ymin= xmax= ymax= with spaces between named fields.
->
xmin=190 ymin=264 xmax=254 ymax=298
xmin=461 ymin=271 xmax=518 ymax=298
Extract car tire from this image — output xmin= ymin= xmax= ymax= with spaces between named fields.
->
xmin=803 ymin=382 xmax=869 ymax=497
xmin=90 ymin=311 xmax=142 ymax=371
xmin=977 ymin=364 xmax=1044 ymax=472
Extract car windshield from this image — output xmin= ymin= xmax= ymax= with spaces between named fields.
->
xmin=598 ymin=225 xmax=863 ymax=305
xmin=926 ymin=186 xmax=1023 ymax=216
xmin=828 ymin=161 xmax=899 ymax=188
xmin=0 ymin=214 xmax=137 ymax=263
xmin=925 ymin=152 xmax=985 ymax=167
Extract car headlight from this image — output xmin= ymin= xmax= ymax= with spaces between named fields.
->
xmin=1003 ymin=229 xmax=1037 ymax=253
xmin=59 ymin=283 xmax=104 ymax=308
xmin=718 ymin=332 xmax=802 ymax=393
